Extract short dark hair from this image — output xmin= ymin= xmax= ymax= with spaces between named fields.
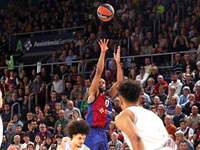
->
xmin=77 ymin=75 xmax=82 ymax=78
xmin=23 ymin=133 xmax=29 ymax=137
xmin=179 ymin=139 xmax=187 ymax=145
xmin=179 ymin=118 xmax=187 ymax=123
xmin=61 ymin=93 xmax=67 ymax=96
xmin=27 ymin=143 xmax=34 ymax=148
xmin=54 ymin=73 xmax=60 ymax=77
xmin=117 ymin=80 xmax=142 ymax=103
xmin=159 ymin=85 xmax=166 ymax=90
xmin=56 ymin=134 xmax=63 ymax=139
xmin=36 ymin=73 xmax=41 ymax=76
xmin=41 ymin=67 xmax=46 ymax=70
xmin=4 ymin=103 xmax=10 ymax=106
xmin=35 ymin=105 xmax=41 ymax=108
xmin=109 ymin=144 xmax=116 ymax=148
xmin=66 ymin=81 xmax=72 ymax=84
xmin=66 ymin=120 xmax=90 ymax=139
xmin=31 ymin=119 xmax=37 ymax=123
xmin=73 ymin=83 xmax=78 ymax=86
xmin=46 ymin=135 xmax=52 ymax=140
xmin=16 ymin=125 xmax=22 ymax=128
xmin=85 ymin=78 xmax=90 ymax=81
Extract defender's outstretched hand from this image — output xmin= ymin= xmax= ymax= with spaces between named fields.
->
xmin=114 ymin=46 xmax=120 ymax=63
xmin=98 ymin=39 xmax=109 ymax=52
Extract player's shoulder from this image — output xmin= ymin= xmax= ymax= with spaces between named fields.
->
xmin=116 ymin=109 xmax=135 ymax=123
xmin=57 ymin=137 xmax=71 ymax=150
xmin=115 ymin=109 xmax=136 ymax=130
xmin=84 ymin=145 xmax=90 ymax=150
xmin=62 ymin=137 xmax=71 ymax=143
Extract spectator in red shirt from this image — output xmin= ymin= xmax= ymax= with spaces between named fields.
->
xmin=153 ymin=75 xmax=168 ymax=95
xmin=37 ymin=123 xmax=52 ymax=141
xmin=194 ymin=83 xmax=200 ymax=102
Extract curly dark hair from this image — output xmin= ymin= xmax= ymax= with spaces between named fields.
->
xmin=65 ymin=120 xmax=91 ymax=139
xmin=117 ymin=80 xmax=142 ymax=103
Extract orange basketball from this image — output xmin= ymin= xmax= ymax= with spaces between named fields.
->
xmin=97 ymin=4 xmax=114 ymax=22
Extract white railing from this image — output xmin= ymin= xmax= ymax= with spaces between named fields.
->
xmin=11 ymin=102 xmax=20 ymax=120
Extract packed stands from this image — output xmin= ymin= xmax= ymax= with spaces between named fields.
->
xmin=1 ymin=0 xmax=200 ymax=149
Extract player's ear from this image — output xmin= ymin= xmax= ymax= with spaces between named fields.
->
xmin=118 ymin=96 xmax=123 ymax=106
xmin=72 ymin=135 xmax=75 ymax=139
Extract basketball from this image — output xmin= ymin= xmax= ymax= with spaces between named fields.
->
xmin=97 ymin=4 xmax=114 ymax=22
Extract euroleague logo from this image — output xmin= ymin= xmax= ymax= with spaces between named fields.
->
xmin=24 ymin=39 xmax=32 ymax=51
xmin=97 ymin=12 xmax=110 ymax=19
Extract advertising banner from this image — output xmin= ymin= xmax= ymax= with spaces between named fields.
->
xmin=10 ymin=33 xmax=77 ymax=53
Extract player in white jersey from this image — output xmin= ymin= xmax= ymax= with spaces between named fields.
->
xmin=1 ymin=90 xmax=20 ymax=150
xmin=57 ymin=120 xmax=90 ymax=150
xmin=0 ymin=91 xmax=3 ymax=147
xmin=115 ymin=80 xmax=177 ymax=150
xmin=64 ymin=141 xmax=88 ymax=150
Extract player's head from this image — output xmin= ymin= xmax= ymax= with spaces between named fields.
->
xmin=99 ymin=78 xmax=106 ymax=92
xmin=65 ymin=120 xmax=90 ymax=148
xmin=117 ymin=80 xmax=142 ymax=109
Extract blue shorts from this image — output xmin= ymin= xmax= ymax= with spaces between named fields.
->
xmin=84 ymin=127 xmax=108 ymax=150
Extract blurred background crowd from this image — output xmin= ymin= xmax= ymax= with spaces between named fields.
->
xmin=1 ymin=0 xmax=200 ymax=150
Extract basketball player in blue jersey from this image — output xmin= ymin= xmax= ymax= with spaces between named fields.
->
xmin=84 ymin=39 xmax=123 ymax=150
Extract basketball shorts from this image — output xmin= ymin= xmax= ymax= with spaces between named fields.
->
xmin=84 ymin=127 xmax=108 ymax=150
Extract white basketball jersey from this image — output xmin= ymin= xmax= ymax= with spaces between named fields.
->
xmin=122 ymin=106 xmax=169 ymax=150
xmin=0 ymin=117 xmax=2 ymax=147
xmin=64 ymin=141 xmax=87 ymax=150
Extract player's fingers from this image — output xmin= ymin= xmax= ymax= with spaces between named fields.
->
xmin=114 ymin=54 xmax=117 ymax=60
xmin=106 ymin=39 xmax=109 ymax=44
xmin=100 ymin=39 xmax=102 ymax=44
xmin=104 ymin=39 xmax=106 ymax=43
xmin=117 ymin=46 xmax=120 ymax=52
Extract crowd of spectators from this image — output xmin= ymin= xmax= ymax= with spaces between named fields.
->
xmin=1 ymin=0 xmax=200 ymax=150
xmin=0 ymin=0 xmax=200 ymax=68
